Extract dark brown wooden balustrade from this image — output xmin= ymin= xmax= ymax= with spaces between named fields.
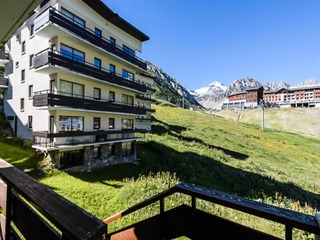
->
xmin=0 ymin=77 xmax=8 ymax=86
xmin=35 ymin=7 xmax=147 ymax=70
xmin=0 ymin=158 xmax=106 ymax=240
xmin=33 ymin=91 xmax=149 ymax=115
xmin=105 ymin=182 xmax=320 ymax=240
xmin=34 ymin=49 xmax=154 ymax=93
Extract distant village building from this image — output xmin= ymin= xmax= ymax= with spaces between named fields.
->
xmin=222 ymin=86 xmax=263 ymax=109
xmin=222 ymin=85 xmax=320 ymax=109
xmin=264 ymin=86 xmax=320 ymax=108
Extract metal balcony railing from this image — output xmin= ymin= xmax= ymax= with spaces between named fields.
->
xmin=34 ymin=7 xmax=147 ymax=70
xmin=32 ymin=129 xmax=147 ymax=149
xmin=33 ymin=90 xmax=151 ymax=114
xmin=34 ymin=49 xmax=154 ymax=93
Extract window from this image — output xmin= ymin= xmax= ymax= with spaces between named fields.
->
xmin=94 ymin=57 xmax=101 ymax=70
xmin=109 ymin=91 xmax=115 ymax=102
xmin=60 ymin=44 xmax=85 ymax=63
xmin=110 ymin=37 xmax=116 ymax=46
xmin=121 ymin=94 xmax=133 ymax=106
xmin=93 ymin=147 xmax=101 ymax=159
xmin=16 ymin=33 xmax=20 ymax=42
xmin=61 ymin=8 xmax=85 ymax=28
xmin=93 ymin=88 xmax=101 ymax=100
xmin=121 ymin=118 xmax=133 ymax=130
xmin=108 ymin=118 xmax=115 ymax=129
xmin=30 ymin=24 xmax=34 ymax=37
xmin=21 ymin=41 xmax=26 ymax=54
xmin=28 ymin=85 xmax=33 ymax=98
xmin=29 ymin=54 xmax=34 ymax=68
xmin=20 ymin=98 xmax=25 ymax=111
xmin=59 ymin=116 xmax=84 ymax=132
xmin=122 ymin=69 xmax=134 ymax=80
xmin=59 ymin=150 xmax=83 ymax=169
xmin=28 ymin=116 xmax=33 ymax=129
xmin=21 ymin=69 xmax=25 ymax=82
xmin=122 ymin=142 xmax=133 ymax=156
xmin=60 ymin=80 xmax=84 ymax=98
xmin=109 ymin=64 xmax=115 ymax=74
xmin=93 ymin=117 xmax=101 ymax=129
xmin=123 ymin=45 xmax=134 ymax=56
xmin=15 ymin=62 xmax=19 ymax=68
xmin=108 ymin=144 xmax=115 ymax=157
xmin=95 ymin=28 xmax=102 ymax=38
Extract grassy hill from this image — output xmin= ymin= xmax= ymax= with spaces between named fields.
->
xmin=1 ymin=104 xmax=320 ymax=239
xmin=213 ymin=107 xmax=320 ymax=138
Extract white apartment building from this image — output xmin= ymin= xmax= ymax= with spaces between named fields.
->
xmin=0 ymin=0 xmax=155 ymax=171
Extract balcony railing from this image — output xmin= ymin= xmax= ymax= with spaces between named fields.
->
xmin=0 ymin=77 xmax=8 ymax=87
xmin=136 ymin=94 xmax=157 ymax=103
xmin=33 ymin=90 xmax=151 ymax=115
xmin=0 ymin=47 xmax=9 ymax=61
xmin=0 ymin=158 xmax=106 ymax=239
xmin=33 ymin=129 xmax=147 ymax=149
xmin=105 ymin=182 xmax=320 ymax=239
xmin=34 ymin=49 xmax=155 ymax=93
xmin=34 ymin=7 xmax=147 ymax=70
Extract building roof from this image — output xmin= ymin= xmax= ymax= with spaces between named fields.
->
xmin=288 ymin=85 xmax=320 ymax=92
xmin=82 ymin=0 xmax=150 ymax=42
xmin=246 ymin=85 xmax=264 ymax=91
xmin=264 ymin=88 xmax=287 ymax=94
xmin=228 ymin=91 xmax=246 ymax=97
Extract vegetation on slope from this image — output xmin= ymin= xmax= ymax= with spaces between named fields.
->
xmin=1 ymin=104 xmax=320 ymax=239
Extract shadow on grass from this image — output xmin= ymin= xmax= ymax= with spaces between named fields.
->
xmin=152 ymin=119 xmax=249 ymax=161
xmin=141 ymin=141 xmax=320 ymax=209
xmin=64 ymin=139 xmax=320 ymax=210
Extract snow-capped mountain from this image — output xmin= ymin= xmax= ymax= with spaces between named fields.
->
xmin=190 ymin=81 xmax=227 ymax=97
xmin=145 ymin=59 xmax=320 ymax=110
xmin=190 ymin=78 xmax=320 ymax=109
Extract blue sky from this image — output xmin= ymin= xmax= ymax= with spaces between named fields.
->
xmin=103 ymin=0 xmax=320 ymax=90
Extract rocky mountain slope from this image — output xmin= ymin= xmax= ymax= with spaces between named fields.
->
xmin=193 ymin=78 xmax=320 ymax=109
xmin=146 ymin=60 xmax=320 ymax=110
xmin=146 ymin=61 xmax=203 ymax=109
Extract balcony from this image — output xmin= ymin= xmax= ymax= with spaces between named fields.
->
xmin=34 ymin=7 xmax=147 ymax=70
xmin=34 ymin=49 xmax=154 ymax=93
xmin=33 ymin=90 xmax=151 ymax=115
xmin=0 ymin=77 xmax=8 ymax=88
xmin=0 ymin=47 xmax=9 ymax=66
xmin=136 ymin=94 xmax=157 ymax=103
xmin=0 ymin=158 xmax=106 ymax=239
xmin=105 ymin=182 xmax=320 ymax=239
xmin=32 ymin=129 xmax=147 ymax=150
xmin=1 ymin=157 xmax=319 ymax=239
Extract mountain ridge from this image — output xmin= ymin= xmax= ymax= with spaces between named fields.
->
xmin=146 ymin=60 xmax=320 ymax=110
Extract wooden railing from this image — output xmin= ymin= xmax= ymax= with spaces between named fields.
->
xmin=0 ymin=159 xmax=106 ymax=239
xmin=105 ymin=182 xmax=320 ymax=240
xmin=1 ymin=155 xmax=319 ymax=240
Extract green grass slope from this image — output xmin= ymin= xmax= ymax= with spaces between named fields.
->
xmin=0 ymin=104 xmax=319 ymax=239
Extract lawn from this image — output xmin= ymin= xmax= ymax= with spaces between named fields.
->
xmin=1 ymin=104 xmax=319 ymax=239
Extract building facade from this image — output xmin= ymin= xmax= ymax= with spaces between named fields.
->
xmin=222 ymin=86 xmax=263 ymax=109
xmin=1 ymin=0 xmax=155 ymax=171
xmin=222 ymin=85 xmax=320 ymax=110
xmin=264 ymin=86 xmax=320 ymax=108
